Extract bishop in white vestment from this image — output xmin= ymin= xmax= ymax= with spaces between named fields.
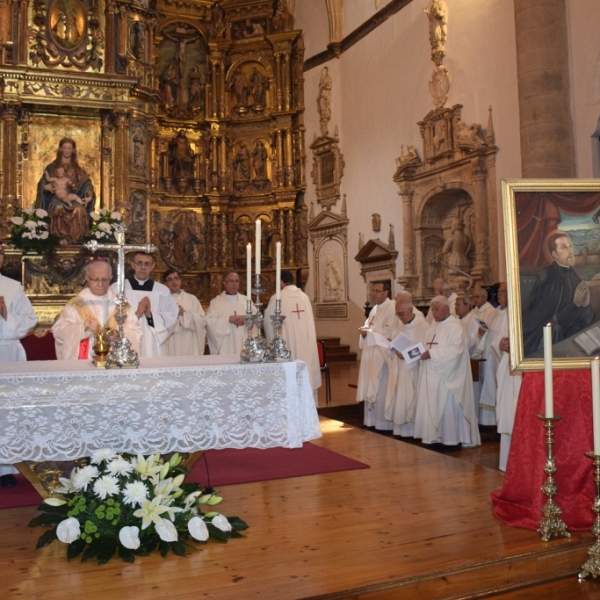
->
xmin=163 ymin=268 xmax=207 ymax=356
xmin=264 ymin=270 xmax=321 ymax=397
xmin=53 ymin=261 xmax=142 ymax=360
xmin=414 ymin=296 xmax=481 ymax=447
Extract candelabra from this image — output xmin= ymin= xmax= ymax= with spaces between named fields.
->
xmin=537 ymin=415 xmax=570 ymax=542
xmin=579 ymin=453 xmax=600 ymax=580
xmin=266 ymin=299 xmax=292 ymax=361
xmin=104 ymin=292 xmax=140 ymax=368
xmin=241 ymin=273 xmax=268 ymax=362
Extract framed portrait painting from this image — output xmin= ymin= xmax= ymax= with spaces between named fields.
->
xmin=502 ymin=179 xmax=600 ymax=371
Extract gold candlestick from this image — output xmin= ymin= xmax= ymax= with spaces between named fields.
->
xmin=579 ymin=453 xmax=600 ymax=580
xmin=537 ymin=415 xmax=570 ymax=542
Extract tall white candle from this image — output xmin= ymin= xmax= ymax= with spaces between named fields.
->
xmin=276 ymin=241 xmax=281 ymax=301
xmin=255 ymin=219 xmax=261 ymax=274
xmin=543 ymin=323 xmax=554 ymax=418
xmin=246 ymin=243 xmax=252 ymax=296
xmin=592 ymin=358 xmax=600 ymax=455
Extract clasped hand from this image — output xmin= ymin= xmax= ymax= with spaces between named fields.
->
xmin=574 ymin=281 xmax=590 ymax=307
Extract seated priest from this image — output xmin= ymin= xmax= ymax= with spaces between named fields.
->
xmin=163 ymin=268 xmax=207 ymax=356
xmin=53 ymin=260 xmax=142 ymax=360
xmin=113 ymin=252 xmax=178 ymax=358
xmin=414 ymin=295 xmax=481 ymax=448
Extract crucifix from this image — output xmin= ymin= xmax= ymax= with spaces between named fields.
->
xmin=426 ymin=334 xmax=438 ymax=349
xmin=84 ymin=223 xmax=156 ymax=368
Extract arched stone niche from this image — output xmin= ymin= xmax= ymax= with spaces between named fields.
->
xmin=394 ymin=104 xmax=499 ymax=306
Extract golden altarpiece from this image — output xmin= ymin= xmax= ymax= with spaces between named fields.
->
xmin=0 ymin=0 xmax=306 ymax=325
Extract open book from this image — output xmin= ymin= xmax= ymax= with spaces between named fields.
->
xmin=389 ymin=332 xmax=425 ymax=364
xmin=573 ymin=326 xmax=600 ymax=355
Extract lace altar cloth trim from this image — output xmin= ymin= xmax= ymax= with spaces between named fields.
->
xmin=0 ymin=355 xmax=322 ymax=462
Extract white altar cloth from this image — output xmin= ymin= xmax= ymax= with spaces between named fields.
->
xmin=0 ymin=355 xmax=322 ymax=463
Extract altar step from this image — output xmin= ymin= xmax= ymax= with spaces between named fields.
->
xmin=317 ymin=336 xmax=357 ymax=362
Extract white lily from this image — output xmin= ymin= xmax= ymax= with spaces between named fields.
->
xmin=188 ymin=516 xmax=209 ymax=541
xmin=155 ymin=519 xmax=178 ymax=542
xmin=212 ymin=514 xmax=232 ymax=532
xmin=119 ymin=526 xmax=140 ymax=550
xmin=56 ymin=517 xmax=81 ymax=544
xmin=133 ymin=496 xmax=170 ymax=530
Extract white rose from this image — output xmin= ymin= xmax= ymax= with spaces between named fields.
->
xmin=98 ymin=222 xmax=111 ymax=232
xmin=118 ymin=526 xmax=141 ymax=550
xmin=111 ymin=212 xmax=123 ymax=221
xmin=35 ymin=208 xmax=48 ymax=218
xmin=99 ymin=208 xmax=108 ymax=216
xmin=10 ymin=216 xmax=24 ymax=226
xmin=24 ymin=220 xmax=37 ymax=230
xmin=40 ymin=231 xmax=49 ymax=239
xmin=23 ymin=232 xmax=32 ymax=239
xmin=90 ymin=212 xmax=101 ymax=220
xmin=23 ymin=208 xmax=34 ymax=216
xmin=56 ymin=517 xmax=81 ymax=544
xmin=211 ymin=514 xmax=232 ymax=532
xmin=155 ymin=519 xmax=178 ymax=542
xmin=188 ymin=516 xmax=209 ymax=541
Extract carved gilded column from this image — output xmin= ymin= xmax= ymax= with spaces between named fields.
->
xmin=284 ymin=128 xmax=293 ymax=186
xmin=113 ymin=110 xmax=130 ymax=215
xmin=275 ymin=129 xmax=283 ymax=187
xmin=210 ymin=60 xmax=218 ymax=118
xmin=283 ymin=53 xmax=291 ymax=111
xmin=274 ymin=53 xmax=283 ymax=111
xmin=1 ymin=103 xmax=18 ymax=205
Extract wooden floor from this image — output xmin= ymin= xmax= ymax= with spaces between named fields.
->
xmin=3 ymin=362 xmax=599 ymax=599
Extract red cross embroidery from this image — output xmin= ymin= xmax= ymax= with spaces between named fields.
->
xmin=291 ymin=304 xmax=305 ymax=319
xmin=426 ymin=334 xmax=438 ymax=349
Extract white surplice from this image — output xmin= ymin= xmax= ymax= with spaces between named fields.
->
xmin=165 ymin=290 xmax=207 ymax=357
xmin=0 ymin=274 xmax=37 ymax=477
xmin=206 ymin=292 xmax=252 ymax=355
xmin=414 ymin=315 xmax=481 ymax=447
xmin=52 ymin=287 xmax=142 ymax=360
xmin=356 ymin=298 xmax=397 ymax=430
xmin=264 ymin=285 xmax=322 ymax=393
xmin=117 ymin=279 xmax=178 ymax=358
xmin=384 ymin=312 xmax=429 ymax=436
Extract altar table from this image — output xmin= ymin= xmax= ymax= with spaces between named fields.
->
xmin=491 ymin=370 xmax=595 ymax=531
xmin=0 ymin=355 xmax=322 ymax=463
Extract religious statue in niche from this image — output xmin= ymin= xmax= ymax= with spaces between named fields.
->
xmin=124 ymin=190 xmax=146 ymax=243
xmin=323 ymin=253 xmax=344 ymax=302
xmin=233 ymin=19 xmax=265 ymax=40
xmin=454 ymin=119 xmax=485 ymax=148
xmin=36 ymin=136 xmax=95 ymax=244
xmin=317 ymin=66 xmax=332 ymax=136
xmin=168 ymin=130 xmax=195 ymax=179
xmin=252 ymin=141 xmax=268 ymax=180
xmin=209 ymin=3 xmax=229 ymax=40
xmin=371 ymin=214 xmax=381 ymax=233
xmin=160 ymin=63 xmax=178 ymax=105
xmin=249 ymin=67 xmax=269 ymax=108
xmin=49 ymin=0 xmax=85 ymax=50
xmin=229 ymin=68 xmax=249 ymax=112
xmin=441 ymin=210 xmax=472 ymax=287
xmin=273 ymin=0 xmax=294 ymax=32
xmin=233 ymin=142 xmax=251 ymax=181
xmin=188 ymin=65 xmax=205 ymax=111
xmin=395 ymin=144 xmax=420 ymax=167
xmin=129 ymin=121 xmax=146 ymax=177
xmin=159 ymin=210 xmax=203 ymax=271
xmin=235 ymin=215 xmax=254 ymax=262
xmin=130 ymin=21 xmax=146 ymax=61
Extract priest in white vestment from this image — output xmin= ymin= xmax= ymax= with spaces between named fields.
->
xmin=206 ymin=271 xmax=254 ymax=355
xmin=472 ymin=286 xmax=500 ymax=426
xmin=426 ymin=278 xmax=456 ymax=323
xmin=112 ymin=252 xmax=178 ymax=358
xmin=356 ymin=280 xmax=397 ymax=430
xmin=53 ymin=260 xmax=142 ymax=360
xmin=163 ymin=268 xmax=206 ymax=356
xmin=384 ymin=293 xmax=429 ymax=437
xmin=414 ymin=296 xmax=481 ymax=447
xmin=0 ymin=242 xmax=38 ymax=486
xmin=492 ymin=282 xmax=522 ymax=471
xmin=264 ymin=270 xmax=321 ymax=401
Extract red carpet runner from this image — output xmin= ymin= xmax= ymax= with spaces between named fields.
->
xmin=0 ymin=443 xmax=369 ymax=510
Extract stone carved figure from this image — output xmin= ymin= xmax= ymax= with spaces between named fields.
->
xmin=229 ymin=68 xmax=249 ymax=107
xmin=250 ymin=67 xmax=269 ymax=106
xmin=160 ymin=62 xmax=178 ymax=105
xmin=188 ymin=65 xmax=204 ymax=110
xmin=233 ymin=142 xmax=251 ymax=180
xmin=317 ymin=66 xmax=332 ymax=136
xmin=36 ymin=136 xmax=95 ymax=244
xmin=323 ymin=254 xmax=344 ymax=302
xmin=442 ymin=212 xmax=471 ymax=281
xmin=424 ymin=0 xmax=448 ymax=65
xmin=455 ymin=120 xmax=484 ymax=148
xmin=371 ymin=214 xmax=381 ymax=233
xmin=161 ymin=211 xmax=202 ymax=270
xmin=273 ymin=0 xmax=294 ymax=32
xmin=395 ymin=144 xmax=419 ymax=167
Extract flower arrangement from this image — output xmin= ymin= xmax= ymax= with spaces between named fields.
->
xmin=10 ymin=207 xmax=58 ymax=253
xmin=28 ymin=449 xmax=248 ymax=564
xmin=88 ymin=209 xmax=124 ymax=242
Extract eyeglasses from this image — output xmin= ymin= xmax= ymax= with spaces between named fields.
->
xmin=87 ymin=278 xmax=111 ymax=284
xmin=165 ymin=276 xmax=180 ymax=282
xmin=134 ymin=261 xmax=154 ymax=267
xmin=224 ymin=279 xmax=240 ymax=284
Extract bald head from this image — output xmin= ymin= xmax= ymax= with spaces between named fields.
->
xmin=472 ymin=287 xmax=488 ymax=308
xmin=430 ymin=295 xmax=450 ymax=322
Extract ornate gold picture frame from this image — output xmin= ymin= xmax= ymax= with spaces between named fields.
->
xmin=502 ymin=179 xmax=600 ymax=371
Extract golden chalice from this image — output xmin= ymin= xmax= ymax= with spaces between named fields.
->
xmin=92 ymin=327 xmax=112 ymax=367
